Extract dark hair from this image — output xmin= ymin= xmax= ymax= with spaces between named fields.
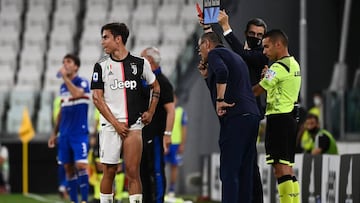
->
xmin=245 ymin=18 xmax=267 ymax=33
xmin=263 ymin=29 xmax=288 ymax=46
xmin=101 ymin=22 xmax=129 ymax=45
xmin=200 ymin=31 xmax=223 ymax=45
xmin=64 ymin=53 xmax=80 ymax=67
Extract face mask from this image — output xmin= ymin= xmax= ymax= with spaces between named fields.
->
xmin=313 ymin=97 xmax=322 ymax=106
xmin=308 ymin=127 xmax=319 ymax=135
xmin=246 ymin=36 xmax=262 ymax=49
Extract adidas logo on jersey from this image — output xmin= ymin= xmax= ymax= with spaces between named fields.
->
xmin=110 ymin=79 xmax=137 ymax=90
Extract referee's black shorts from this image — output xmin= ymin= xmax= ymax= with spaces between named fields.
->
xmin=265 ymin=112 xmax=297 ymax=166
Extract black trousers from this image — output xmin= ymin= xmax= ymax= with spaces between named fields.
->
xmin=140 ymin=135 xmax=166 ymax=203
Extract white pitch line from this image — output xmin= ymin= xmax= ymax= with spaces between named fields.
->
xmin=26 ymin=193 xmax=64 ymax=203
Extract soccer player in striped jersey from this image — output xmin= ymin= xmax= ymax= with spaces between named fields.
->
xmin=91 ymin=22 xmax=160 ymax=203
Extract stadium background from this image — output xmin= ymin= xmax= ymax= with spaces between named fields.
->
xmin=0 ymin=0 xmax=360 ymax=200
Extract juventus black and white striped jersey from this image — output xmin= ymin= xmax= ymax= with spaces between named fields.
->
xmin=90 ymin=53 xmax=156 ymax=126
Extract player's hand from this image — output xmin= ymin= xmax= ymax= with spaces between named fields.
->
xmin=58 ymin=66 xmax=67 ymax=78
xmin=141 ymin=111 xmax=153 ymax=125
xmin=163 ymin=135 xmax=171 ymax=154
xmin=216 ymin=101 xmax=235 ymax=117
xmin=178 ymin=143 xmax=185 ymax=154
xmin=48 ymin=133 xmax=57 ymax=148
xmin=261 ymin=65 xmax=269 ymax=79
xmin=114 ymin=122 xmax=129 ymax=140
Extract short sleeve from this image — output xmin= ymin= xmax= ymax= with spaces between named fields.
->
xmin=259 ymin=63 xmax=287 ymax=90
xmin=142 ymin=59 xmax=156 ymax=85
xmin=90 ymin=63 xmax=104 ymax=90
xmin=80 ymin=78 xmax=90 ymax=93
xmin=182 ymin=110 xmax=188 ymax=125
xmin=160 ymin=79 xmax=173 ymax=104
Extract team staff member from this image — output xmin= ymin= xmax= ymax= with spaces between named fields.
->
xmin=216 ymin=11 xmax=268 ymax=203
xmin=91 ymin=22 xmax=160 ymax=203
xmin=198 ymin=32 xmax=260 ymax=203
xmin=200 ymin=13 xmax=268 ymax=202
xmin=201 ymin=11 xmax=268 ymax=96
xmin=140 ymin=47 xmax=175 ymax=203
xmin=299 ymin=114 xmax=338 ymax=155
xmin=217 ymin=11 xmax=268 ymax=86
xmin=253 ymin=29 xmax=301 ymax=203
xmin=48 ymin=54 xmax=91 ymax=203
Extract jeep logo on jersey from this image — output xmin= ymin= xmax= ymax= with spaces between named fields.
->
xmin=110 ymin=79 xmax=137 ymax=90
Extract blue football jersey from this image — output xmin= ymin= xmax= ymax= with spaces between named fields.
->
xmin=59 ymin=76 xmax=90 ymax=137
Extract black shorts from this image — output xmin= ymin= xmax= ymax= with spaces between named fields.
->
xmin=265 ymin=113 xmax=297 ymax=166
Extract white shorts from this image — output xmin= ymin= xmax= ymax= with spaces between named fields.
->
xmin=99 ymin=117 xmax=144 ymax=164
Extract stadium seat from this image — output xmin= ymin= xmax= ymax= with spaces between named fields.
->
xmin=23 ymin=25 xmax=48 ymax=52
xmin=0 ymin=67 xmax=15 ymax=92
xmin=17 ymin=66 xmax=42 ymax=91
xmin=161 ymin=24 xmax=188 ymax=47
xmin=25 ymin=5 xmax=51 ymax=32
xmin=36 ymin=106 xmax=52 ymax=134
xmin=131 ymin=4 xmax=155 ymax=33
xmin=155 ymin=4 xmax=180 ymax=30
xmin=83 ymin=4 xmax=108 ymax=27
xmin=8 ymin=90 xmax=36 ymax=119
xmin=40 ymin=91 xmax=55 ymax=108
xmin=137 ymin=0 xmax=160 ymax=6
xmin=78 ymin=45 xmax=103 ymax=79
xmin=0 ymin=0 xmax=24 ymax=14
xmin=179 ymin=4 xmax=198 ymax=35
xmin=0 ymin=25 xmax=21 ymax=52
xmin=6 ymin=106 xmax=23 ymax=134
xmin=19 ymin=45 xmax=44 ymax=73
xmin=80 ymin=25 xmax=102 ymax=48
xmin=162 ymin=0 xmax=185 ymax=6
xmin=134 ymin=24 xmax=160 ymax=47
xmin=43 ymin=74 xmax=63 ymax=94
xmin=108 ymin=4 xmax=132 ymax=27
xmin=0 ymin=8 xmax=22 ymax=33
xmin=46 ymin=44 xmax=72 ymax=74
xmin=28 ymin=0 xmax=52 ymax=11
xmin=36 ymin=91 xmax=54 ymax=134
xmin=158 ymin=44 xmax=181 ymax=77
xmin=0 ymin=45 xmax=18 ymax=72
xmin=86 ymin=0 xmax=109 ymax=11
xmin=52 ymin=7 xmax=78 ymax=32
xmin=111 ymin=0 xmax=134 ymax=9
xmin=130 ymin=45 xmax=144 ymax=57
xmin=55 ymin=0 xmax=80 ymax=13
xmin=88 ymin=102 xmax=98 ymax=135
xmin=49 ymin=24 xmax=75 ymax=51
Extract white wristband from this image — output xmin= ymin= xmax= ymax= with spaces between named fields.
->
xmin=164 ymin=131 xmax=172 ymax=136
xmin=223 ymin=29 xmax=233 ymax=36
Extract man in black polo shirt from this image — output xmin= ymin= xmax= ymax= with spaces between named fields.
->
xmin=140 ymin=47 xmax=175 ymax=203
